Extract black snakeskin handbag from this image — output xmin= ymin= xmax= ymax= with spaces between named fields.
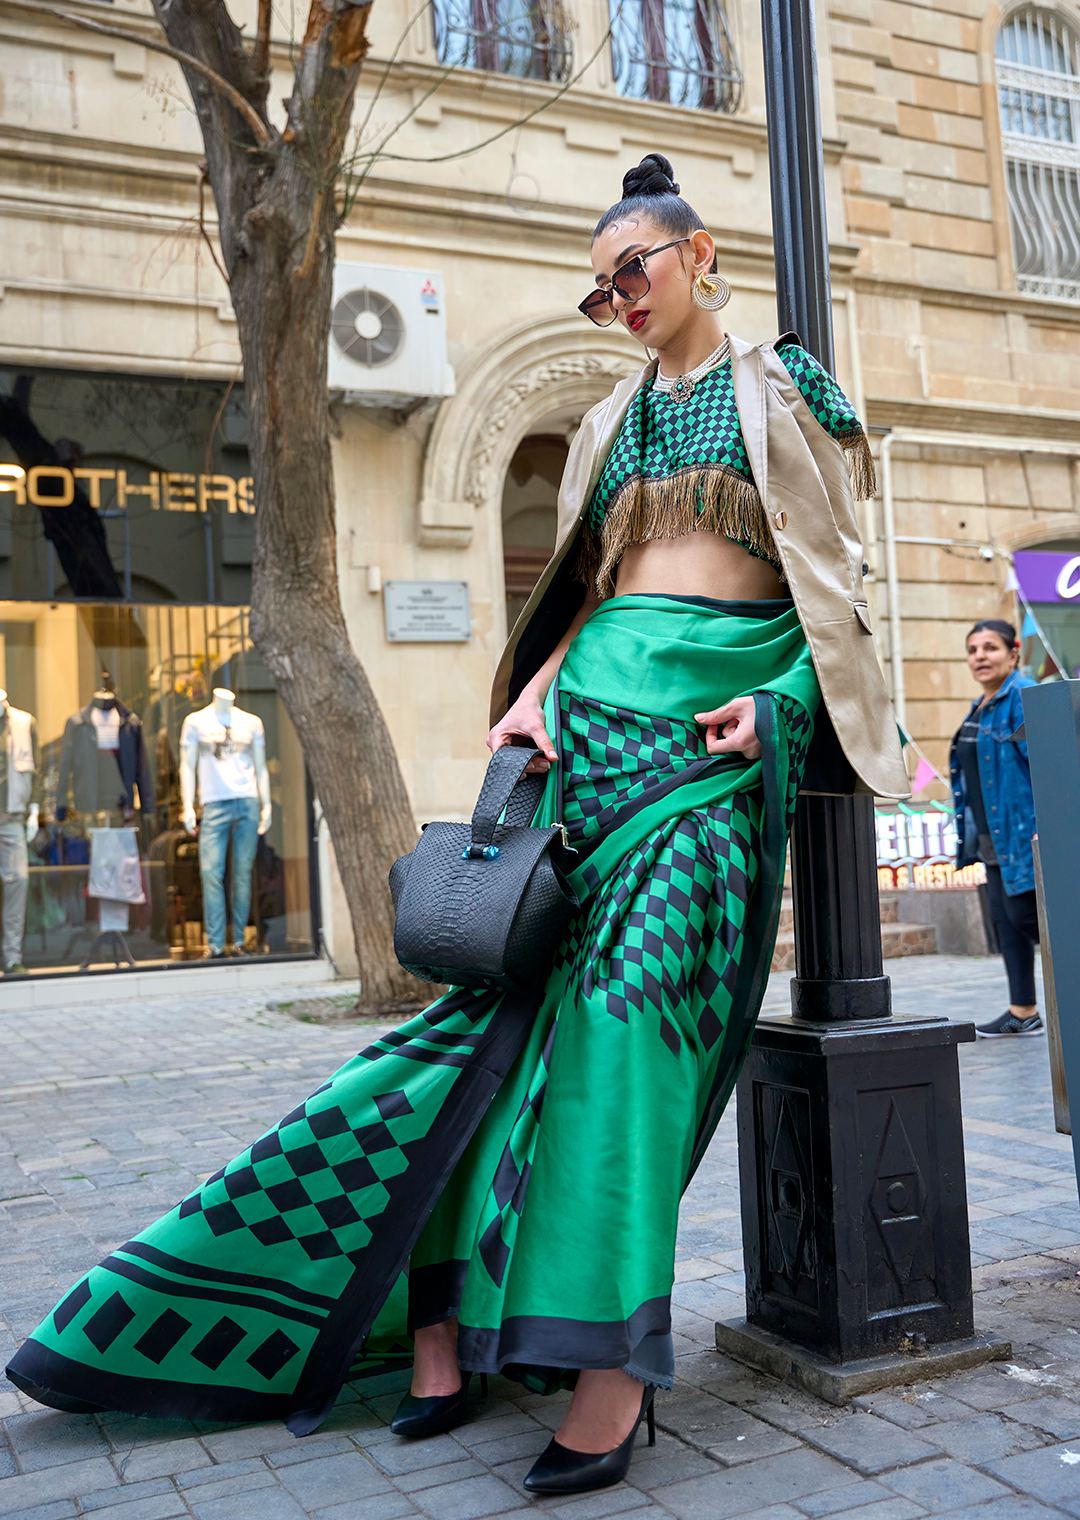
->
xmin=388 ymin=701 xmax=579 ymax=992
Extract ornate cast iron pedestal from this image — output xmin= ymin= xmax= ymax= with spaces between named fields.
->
xmin=716 ymin=1014 xmax=1009 ymax=1403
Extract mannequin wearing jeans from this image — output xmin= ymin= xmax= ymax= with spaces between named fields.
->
xmin=179 ymin=689 xmax=272 ymax=958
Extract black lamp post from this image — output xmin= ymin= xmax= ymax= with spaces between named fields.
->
xmin=714 ymin=0 xmax=1010 ymax=1399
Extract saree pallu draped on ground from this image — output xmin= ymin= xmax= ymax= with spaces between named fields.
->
xmin=8 ymin=595 xmax=818 ymax=1434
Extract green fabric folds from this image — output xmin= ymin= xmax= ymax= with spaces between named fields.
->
xmin=7 ymin=595 xmax=819 ymax=1430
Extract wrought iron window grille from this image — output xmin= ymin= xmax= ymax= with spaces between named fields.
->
xmin=433 ymin=0 xmax=574 ymax=84
xmin=996 ymin=7 xmax=1080 ymax=303
xmin=610 ymin=0 xmax=742 ymax=113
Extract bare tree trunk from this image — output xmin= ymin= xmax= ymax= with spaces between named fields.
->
xmin=148 ymin=0 xmax=425 ymax=1012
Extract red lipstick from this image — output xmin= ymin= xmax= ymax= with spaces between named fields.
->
xmin=628 ymin=310 xmax=648 ymax=333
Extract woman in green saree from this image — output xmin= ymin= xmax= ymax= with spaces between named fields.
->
xmin=7 ymin=154 xmax=905 ymax=1497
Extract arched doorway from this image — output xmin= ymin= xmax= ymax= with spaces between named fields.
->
xmin=501 ymin=432 xmax=567 ymax=627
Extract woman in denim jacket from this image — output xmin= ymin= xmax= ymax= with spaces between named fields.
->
xmin=950 ymin=619 xmax=1041 ymax=1038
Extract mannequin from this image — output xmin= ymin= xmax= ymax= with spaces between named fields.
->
xmin=56 ymin=672 xmax=155 ymax=818
xmin=179 ymin=688 xmax=271 ymax=959
xmin=0 ymin=688 xmax=40 ymax=976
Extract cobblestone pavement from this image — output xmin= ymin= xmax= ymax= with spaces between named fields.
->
xmin=3 ymin=954 xmax=1080 ymax=1519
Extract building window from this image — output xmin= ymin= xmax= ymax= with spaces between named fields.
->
xmin=610 ymin=0 xmax=742 ymax=112
xmin=433 ymin=0 xmax=573 ymax=82
xmin=996 ymin=7 xmax=1080 ymax=302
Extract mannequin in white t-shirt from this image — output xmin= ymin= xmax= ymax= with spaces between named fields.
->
xmin=179 ymin=689 xmax=272 ymax=957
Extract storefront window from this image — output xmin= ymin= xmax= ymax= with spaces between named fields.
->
xmin=0 ymin=369 xmax=316 ymax=976
xmin=1013 ymin=545 xmax=1080 ymax=681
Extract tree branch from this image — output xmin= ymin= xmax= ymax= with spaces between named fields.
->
xmin=252 ymin=0 xmax=272 ymax=79
xmin=50 ymin=8 xmax=273 ymax=148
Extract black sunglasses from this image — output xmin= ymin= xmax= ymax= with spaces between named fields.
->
xmin=578 ymin=238 xmax=691 ymax=327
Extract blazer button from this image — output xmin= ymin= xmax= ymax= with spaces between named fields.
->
xmin=774 ymin=511 xmax=787 ymax=530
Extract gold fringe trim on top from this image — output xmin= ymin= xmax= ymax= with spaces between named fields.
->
xmin=838 ymin=428 xmax=877 ymax=504
xmin=575 ymin=429 xmax=877 ymax=598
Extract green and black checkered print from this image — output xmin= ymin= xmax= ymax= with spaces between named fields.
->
xmin=9 ymin=596 xmax=818 ymax=1426
xmin=589 ymin=343 xmax=863 ymax=532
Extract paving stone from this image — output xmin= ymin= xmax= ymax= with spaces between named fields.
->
xmin=3 ymin=1410 xmax=111 ymax=1471
xmin=313 ymin=1497 xmax=419 ymax=1520
xmin=81 ymin=1479 xmax=179 ymax=1508
xmin=1005 ymin=1395 xmax=1080 ymax=1439
xmin=201 ymin=1423 xmax=298 ymax=1460
xmin=189 ymin=1488 xmax=309 ymax=1520
xmin=878 ymin=1457 xmax=1011 ymax=1512
xmin=452 ymin=1413 xmax=543 ymax=1449
xmin=922 ymin=1413 xmax=1033 ymax=1462
xmin=801 ymin=1413 xmax=942 ymax=1475
xmin=982 ymin=1441 xmax=1080 ymax=1514
xmin=825 ymin=1503 xmax=926 ymax=1520
xmin=796 ymin=1482 xmax=905 ymax=1516
xmin=932 ymin=1373 xmax=1039 ymax=1412
xmin=704 ymin=1423 xmax=803 ymax=1466
xmin=266 ymin=1436 xmax=357 ymax=1468
xmin=277 ymin=1451 xmax=394 ymax=1508
xmin=0 ymin=1461 xmax=14 ymax=1486
xmin=408 ymin=1473 xmax=526 ymax=1520
xmin=0 ymin=1504 xmax=77 ymax=1520
xmin=618 ymin=1442 xmax=719 ymax=1491
xmin=649 ymin=1447 xmax=862 ymax=1519
xmin=71 ymin=1495 xmax=189 ymax=1520
xmin=174 ymin=1458 xmax=268 ymax=1487
xmin=931 ymin=1500 xmax=1070 ymax=1519
xmin=462 ymin=1430 xmax=550 ymax=1467
xmin=852 ymin=1396 xmax=940 ymax=1430
xmin=547 ymin=1490 xmax=668 ymax=1520
xmin=0 ymin=1459 xmax=120 ymax=1516
xmin=112 ymin=1436 xmax=214 ymax=1482
xmin=395 ymin=1459 xmax=488 ymax=1493
xmin=175 ymin=1472 xmax=279 ymax=1504
xmin=372 ymin=1434 xmax=476 ymax=1476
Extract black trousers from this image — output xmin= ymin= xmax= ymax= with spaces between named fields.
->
xmin=983 ymin=863 xmax=1039 ymax=1007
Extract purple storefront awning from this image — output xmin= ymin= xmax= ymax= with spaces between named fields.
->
xmin=1014 ymin=549 xmax=1080 ymax=604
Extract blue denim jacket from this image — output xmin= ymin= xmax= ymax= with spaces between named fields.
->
xmin=949 ymin=669 xmax=1037 ymax=896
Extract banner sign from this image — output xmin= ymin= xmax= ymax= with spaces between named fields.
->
xmin=1013 ymin=549 xmax=1080 ymax=604
xmin=875 ymin=804 xmax=986 ymax=890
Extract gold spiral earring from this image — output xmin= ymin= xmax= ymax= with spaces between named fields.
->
xmin=692 ymin=271 xmax=731 ymax=311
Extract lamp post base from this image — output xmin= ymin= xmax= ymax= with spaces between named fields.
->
xmin=714 ymin=1318 xmax=1011 ymax=1407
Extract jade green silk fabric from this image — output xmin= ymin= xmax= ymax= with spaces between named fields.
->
xmin=7 ymin=596 xmax=818 ymax=1429
xmin=411 ymin=596 xmax=819 ymax=1391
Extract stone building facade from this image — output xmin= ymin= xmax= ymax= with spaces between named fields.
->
xmin=0 ymin=0 xmax=1077 ymax=975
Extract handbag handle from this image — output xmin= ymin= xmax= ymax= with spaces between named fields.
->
xmin=469 ymin=675 xmax=569 ymax=856
xmin=467 ymin=745 xmax=542 ymax=857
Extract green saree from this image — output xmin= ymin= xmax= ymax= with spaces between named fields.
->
xmin=8 ymin=594 xmax=819 ymax=1432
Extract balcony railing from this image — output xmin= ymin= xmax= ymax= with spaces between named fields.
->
xmin=434 ymin=0 xmax=574 ymax=83
xmin=610 ymin=0 xmax=742 ymax=113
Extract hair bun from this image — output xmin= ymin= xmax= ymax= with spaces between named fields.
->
xmin=621 ymin=152 xmax=679 ymax=200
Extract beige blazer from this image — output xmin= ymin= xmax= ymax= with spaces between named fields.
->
xmin=490 ymin=333 xmax=910 ymax=800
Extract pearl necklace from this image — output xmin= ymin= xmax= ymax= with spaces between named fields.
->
xmin=653 ymin=337 xmax=731 ymax=403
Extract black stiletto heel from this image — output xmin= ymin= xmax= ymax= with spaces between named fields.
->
xmin=523 ymin=1386 xmax=657 ymax=1494
xmin=390 ymin=1370 xmax=488 ymax=1438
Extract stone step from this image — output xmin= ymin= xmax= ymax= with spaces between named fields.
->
xmin=770 ymin=918 xmax=938 ymax=974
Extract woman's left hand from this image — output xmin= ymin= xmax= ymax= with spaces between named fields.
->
xmin=695 ymin=696 xmax=762 ymax=760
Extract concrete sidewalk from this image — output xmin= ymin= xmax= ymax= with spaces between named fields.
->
xmin=2 ymin=955 xmax=1079 ymax=1520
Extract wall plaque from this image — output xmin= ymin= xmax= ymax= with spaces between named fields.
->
xmin=384 ymin=580 xmax=471 ymax=642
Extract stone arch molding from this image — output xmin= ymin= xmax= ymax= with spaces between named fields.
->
xmin=418 ymin=314 xmax=642 ymax=546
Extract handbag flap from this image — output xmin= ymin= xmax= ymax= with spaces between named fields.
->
xmin=393 ymin=818 xmax=560 ymax=978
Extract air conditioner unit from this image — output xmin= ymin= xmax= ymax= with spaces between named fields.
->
xmin=328 ymin=263 xmax=455 ymax=406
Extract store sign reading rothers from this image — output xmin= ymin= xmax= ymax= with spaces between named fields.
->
xmin=0 ymin=464 xmax=255 ymax=512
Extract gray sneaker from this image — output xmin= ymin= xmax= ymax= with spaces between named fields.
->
xmin=976 ymin=1011 xmax=1045 ymax=1038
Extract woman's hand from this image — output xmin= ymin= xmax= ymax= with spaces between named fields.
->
xmin=695 ymin=696 xmax=762 ymax=760
xmin=487 ymin=692 xmax=557 ymax=774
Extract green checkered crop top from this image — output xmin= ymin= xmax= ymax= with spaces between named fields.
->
xmin=576 ymin=340 xmax=875 ymax=597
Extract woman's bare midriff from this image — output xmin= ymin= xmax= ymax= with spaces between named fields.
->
xmin=614 ymin=530 xmax=786 ymax=601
